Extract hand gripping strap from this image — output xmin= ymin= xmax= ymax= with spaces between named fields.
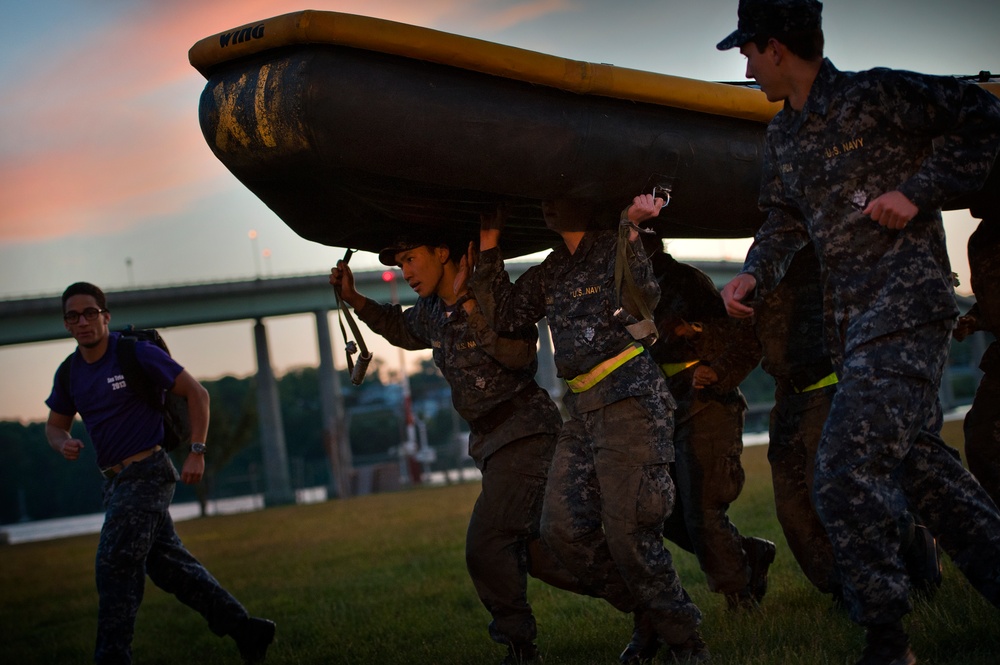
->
xmin=614 ymin=220 xmax=657 ymax=344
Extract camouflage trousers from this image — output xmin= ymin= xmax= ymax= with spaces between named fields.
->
xmin=95 ymin=450 xmax=248 ymax=665
xmin=965 ymin=368 xmax=1000 ymax=508
xmin=466 ymin=432 xmax=586 ymax=647
xmin=662 ymin=396 xmax=752 ymax=595
xmin=541 ymin=394 xmax=702 ymax=644
xmin=767 ymin=382 xmax=838 ymax=595
xmin=815 ymin=320 xmax=1000 ymax=626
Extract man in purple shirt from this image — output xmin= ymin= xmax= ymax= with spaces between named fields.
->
xmin=45 ymin=282 xmax=274 ymax=665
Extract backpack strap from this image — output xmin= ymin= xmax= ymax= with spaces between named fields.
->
xmin=56 ymin=354 xmax=76 ymax=412
xmin=116 ymin=335 xmax=162 ymax=410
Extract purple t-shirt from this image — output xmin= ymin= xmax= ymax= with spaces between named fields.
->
xmin=46 ymin=332 xmax=184 ymax=468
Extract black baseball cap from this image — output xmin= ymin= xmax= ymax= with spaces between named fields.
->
xmin=377 ymin=231 xmax=453 ymax=266
xmin=716 ymin=0 xmax=823 ymax=51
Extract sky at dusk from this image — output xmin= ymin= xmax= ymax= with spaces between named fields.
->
xmin=1 ymin=0 xmax=997 ymax=422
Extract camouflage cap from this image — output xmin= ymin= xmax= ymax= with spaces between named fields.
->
xmin=377 ymin=231 xmax=454 ymax=266
xmin=716 ymin=0 xmax=823 ymax=51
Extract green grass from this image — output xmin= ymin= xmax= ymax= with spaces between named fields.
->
xmin=2 ymin=430 xmax=998 ymax=664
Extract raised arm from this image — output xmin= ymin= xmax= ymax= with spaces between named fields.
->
xmin=456 ymin=237 xmax=537 ymax=370
xmin=469 ymin=226 xmax=547 ymax=334
xmin=478 ymin=204 xmax=506 ymax=253
xmin=466 ymin=305 xmax=538 ymax=371
xmin=330 ymin=260 xmax=431 ymax=351
xmin=619 ymin=195 xmax=664 ymax=316
xmin=329 ymin=260 xmax=367 ymax=312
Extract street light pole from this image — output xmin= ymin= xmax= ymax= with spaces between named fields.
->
xmin=262 ymin=248 xmax=273 ymax=277
xmin=248 ymin=230 xmax=262 ymax=278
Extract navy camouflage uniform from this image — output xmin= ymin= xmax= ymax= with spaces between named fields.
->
xmin=963 ymin=213 xmax=1000 ymax=507
xmin=96 ymin=453 xmax=252 ymax=663
xmin=646 ymin=251 xmax=773 ymax=606
xmin=470 ymin=230 xmax=702 ymax=646
xmin=753 ymin=245 xmax=840 ymax=596
xmin=743 ymin=58 xmax=1000 ymax=626
xmin=356 ymin=294 xmax=579 ymax=650
xmin=757 ymin=244 xmax=947 ymax=603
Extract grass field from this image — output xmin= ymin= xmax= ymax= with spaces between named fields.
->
xmin=1 ymin=420 xmax=997 ymax=664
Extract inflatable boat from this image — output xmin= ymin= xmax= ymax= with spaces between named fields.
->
xmin=189 ymin=10 xmax=1000 ymax=257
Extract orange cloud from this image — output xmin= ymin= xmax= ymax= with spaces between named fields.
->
xmin=0 ymin=0 xmax=575 ymax=243
xmin=0 ymin=116 xmax=224 ymax=240
xmin=456 ymin=0 xmax=576 ymax=31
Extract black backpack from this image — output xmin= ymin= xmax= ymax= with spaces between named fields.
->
xmin=57 ymin=327 xmax=192 ymax=452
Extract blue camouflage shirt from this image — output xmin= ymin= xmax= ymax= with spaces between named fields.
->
xmin=753 ymin=244 xmax=836 ymax=387
xmin=743 ymin=59 xmax=1000 ymax=353
xmin=356 ymin=296 xmax=561 ymax=462
xmin=471 ymin=230 xmax=673 ymax=415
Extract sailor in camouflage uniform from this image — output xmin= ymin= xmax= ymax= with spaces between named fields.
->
xmin=718 ymin=1 xmax=1000 ymax=663
xmin=643 ymin=239 xmax=777 ymax=611
xmin=956 ymin=207 xmax=1000 ymax=507
xmin=470 ymin=196 xmax=706 ymax=664
xmin=752 ymin=245 xmax=840 ymax=599
xmin=330 ymin=226 xmax=579 ymax=665
xmin=756 ymin=245 xmax=944 ymax=607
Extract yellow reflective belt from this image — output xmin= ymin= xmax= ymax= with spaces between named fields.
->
xmin=660 ymin=359 xmax=700 ymax=377
xmin=797 ymin=371 xmax=839 ymax=393
xmin=566 ymin=342 xmax=643 ymax=393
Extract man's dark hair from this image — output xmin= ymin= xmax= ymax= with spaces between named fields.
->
xmin=61 ymin=282 xmax=108 ymax=311
xmin=440 ymin=240 xmax=464 ymax=266
xmin=751 ymin=28 xmax=824 ymax=60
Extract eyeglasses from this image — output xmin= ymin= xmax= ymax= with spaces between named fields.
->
xmin=63 ymin=308 xmax=108 ymax=323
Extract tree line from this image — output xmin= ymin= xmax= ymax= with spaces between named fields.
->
xmin=1 ymin=338 xmax=978 ymax=525
xmin=0 ymin=357 xmax=459 ymax=525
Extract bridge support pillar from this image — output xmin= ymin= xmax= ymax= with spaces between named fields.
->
xmin=315 ymin=310 xmax=352 ymax=498
xmin=253 ymin=319 xmax=295 ymax=506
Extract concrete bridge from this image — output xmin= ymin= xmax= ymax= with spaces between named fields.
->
xmin=2 ymin=258 xmax=984 ymax=507
xmin=0 ymin=260 xmax=746 ymax=347
xmin=9 ymin=260 xmax=717 ymax=504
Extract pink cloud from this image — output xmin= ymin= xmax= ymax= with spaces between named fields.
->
xmin=0 ymin=1 xmax=574 ymax=243
xmin=0 ymin=114 xmax=223 ymax=240
xmin=458 ymin=0 xmax=575 ymax=31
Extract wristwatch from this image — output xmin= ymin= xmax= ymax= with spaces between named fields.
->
xmin=190 ymin=442 xmax=207 ymax=455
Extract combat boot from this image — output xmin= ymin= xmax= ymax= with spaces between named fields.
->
xmin=724 ymin=587 xmax=757 ymax=611
xmin=903 ymin=523 xmax=942 ymax=599
xmin=490 ymin=620 xmax=540 ymax=664
xmin=855 ymin=621 xmax=916 ymax=665
xmin=231 ymin=616 xmax=275 ymax=664
xmin=665 ymin=630 xmax=711 ymax=663
xmin=619 ymin=611 xmax=659 ymax=664
xmin=744 ymin=536 xmax=777 ymax=603
xmin=500 ymin=642 xmax=540 ymax=665
xmin=726 ymin=537 xmax=776 ymax=610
